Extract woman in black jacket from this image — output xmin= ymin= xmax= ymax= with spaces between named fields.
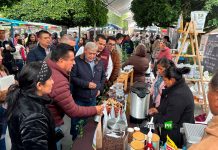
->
xmin=6 ymin=61 xmax=57 ymax=150
xmin=149 ymin=66 xmax=195 ymax=148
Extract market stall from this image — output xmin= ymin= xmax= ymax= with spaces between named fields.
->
xmin=72 ymin=20 xmax=212 ymax=149
xmin=72 ymin=66 xmax=160 ymax=150
xmin=0 ymin=17 xmax=62 ymax=35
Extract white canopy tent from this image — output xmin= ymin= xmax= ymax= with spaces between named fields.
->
xmin=103 ymin=0 xmax=135 ymax=34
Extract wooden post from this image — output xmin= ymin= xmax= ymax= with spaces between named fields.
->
xmin=176 ymin=21 xmax=207 ymax=112
xmin=192 ymin=21 xmax=207 ymax=111
xmin=189 ymin=23 xmax=201 ymax=93
xmin=175 ymin=23 xmax=191 ymax=63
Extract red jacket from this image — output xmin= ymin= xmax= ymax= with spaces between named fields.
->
xmin=97 ymin=48 xmax=110 ymax=71
xmin=46 ymin=59 xmax=97 ymax=126
xmin=157 ymin=47 xmax=172 ymax=60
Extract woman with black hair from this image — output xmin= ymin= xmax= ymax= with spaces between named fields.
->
xmin=163 ymin=36 xmax=171 ymax=48
xmin=150 ymin=58 xmax=175 ymax=108
xmin=6 ymin=62 xmax=57 ymax=150
xmin=26 ymin=33 xmax=37 ymax=53
xmin=149 ymin=66 xmax=195 ymax=148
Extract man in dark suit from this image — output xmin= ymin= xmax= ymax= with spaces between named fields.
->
xmin=27 ymin=30 xmax=51 ymax=62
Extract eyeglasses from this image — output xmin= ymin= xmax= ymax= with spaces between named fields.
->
xmin=108 ymin=43 xmax=115 ymax=46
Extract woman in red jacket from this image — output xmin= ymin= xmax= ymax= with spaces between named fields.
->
xmin=157 ymin=40 xmax=172 ymax=61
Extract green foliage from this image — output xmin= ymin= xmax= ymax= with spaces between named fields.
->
xmin=131 ymin=0 xmax=218 ymax=31
xmin=204 ymin=0 xmax=218 ymax=29
xmin=1 ymin=0 xmax=108 ymax=27
xmin=122 ymin=50 xmax=129 ymax=63
xmin=75 ymin=119 xmax=85 ymax=138
xmin=0 ymin=0 xmax=21 ymax=7
xmin=130 ymin=0 xmax=181 ymax=27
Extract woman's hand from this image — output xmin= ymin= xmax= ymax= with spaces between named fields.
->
xmin=148 ymin=107 xmax=158 ymax=115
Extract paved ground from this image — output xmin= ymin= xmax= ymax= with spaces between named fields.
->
xmin=62 ymin=116 xmax=73 ymax=150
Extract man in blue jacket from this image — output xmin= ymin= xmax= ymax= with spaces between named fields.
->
xmin=27 ymin=30 xmax=51 ymax=62
xmin=70 ymin=42 xmax=106 ymax=140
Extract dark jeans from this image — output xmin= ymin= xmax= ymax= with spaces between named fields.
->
xmin=15 ymin=59 xmax=24 ymax=72
xmin=70 ymin=98 xmax=96 ymax=140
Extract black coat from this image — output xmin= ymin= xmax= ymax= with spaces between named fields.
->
xmin=0 ymin=40 xmax=16 ymax=74
xmin=8 ymin=93 xmax=57 ymax=150
xmin=27 ymin=44 xmax=47 ymax=63
xmin=154 ymin=78 xmax=194 ymax=148
xmin=71 ymin=54 xmax=106 ymax=101
xmin=0 ymin=40 xmax=16 ymax=62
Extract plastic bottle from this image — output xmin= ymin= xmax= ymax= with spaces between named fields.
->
xmin=144 ymin=128 xmax=155 ymax=150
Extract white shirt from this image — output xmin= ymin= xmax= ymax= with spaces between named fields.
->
xmin=76 ymin=46 xmax=84 ymax=56
xmin=106 ymin=55 xmax=113 ymax=80
xmin=13 ymin=44 xmax=24 ymax=59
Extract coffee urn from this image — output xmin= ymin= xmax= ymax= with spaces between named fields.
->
xmin=130 ymin=82 xmax=150 ymax=124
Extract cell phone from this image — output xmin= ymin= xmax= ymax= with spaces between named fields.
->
xmin=5 ymin=44 xmax=9 ymax=48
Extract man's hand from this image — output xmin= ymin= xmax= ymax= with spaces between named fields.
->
xmin=95 ymin=104 xmax=104 ymax=115
xmin=96 ymin=90 xmax=100 ymax=97
xmin=148 ymin=108 xmax=158 ymax=115
xmin=88 ymin=82 xmax=97 ymax=89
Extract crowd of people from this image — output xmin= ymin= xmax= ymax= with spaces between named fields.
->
xmin=0 ymin=25 xmax=217 ymax=150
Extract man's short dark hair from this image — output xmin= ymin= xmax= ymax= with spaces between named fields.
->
xmin=95 ymin=34 xmax=106 ymax=42
xmin=106 ymin=36 xmax=116 ymax=43
xmin=23 ymin=33 xmax=28 ymax=38
xmin=116 ymin=33 xmax=123 ymax=40
xmin=51 ymin=43 xmax=74 ymax=62
xmin=37 ymin=30 xmax=51 ymax=38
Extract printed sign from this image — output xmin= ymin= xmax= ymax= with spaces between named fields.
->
xmin=191 ymin=11 xmax=208 ymax=32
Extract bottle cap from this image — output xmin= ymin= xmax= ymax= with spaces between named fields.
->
xmin=134 ymin=127 xmax=140 ymax=132
xmin=127 ymin=127 xmax=134 ymax=132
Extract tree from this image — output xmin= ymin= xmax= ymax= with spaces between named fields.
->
xmin=0 ymin=0 xmax=21 ymax=7
xmin=204 ymin=0 xmax=218 ymax=31
xmin=130 ymin=0 xmax=181 ymax=27
xmin=131 ymin=0 xmax=218 ymax=31
xmin=1 ymin=0 xmax=108 ymax=27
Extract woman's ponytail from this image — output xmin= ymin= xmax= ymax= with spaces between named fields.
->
xmin=163 ymin=66 xmax=190 ymax=80
xmin=176 ymin=67 xmax=190 ymax=75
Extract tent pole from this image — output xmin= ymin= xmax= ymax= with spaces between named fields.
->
xmin=10 ymin=24 xmax=14 ymax=39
